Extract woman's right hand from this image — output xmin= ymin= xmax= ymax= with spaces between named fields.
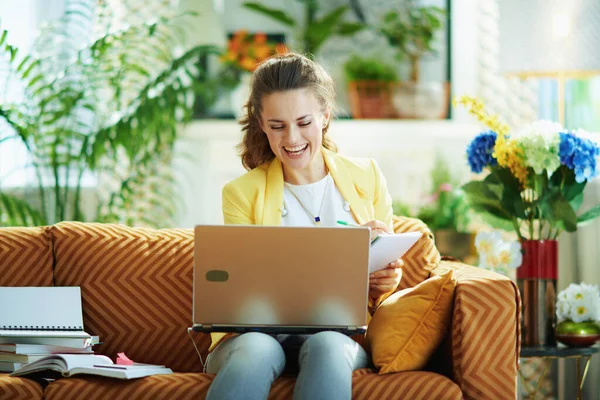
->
xmin=361 ymin=220 xmax=391 ymax=241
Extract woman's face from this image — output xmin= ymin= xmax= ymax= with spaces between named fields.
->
xmin=260 ymin=88 xmax=330 ymax=179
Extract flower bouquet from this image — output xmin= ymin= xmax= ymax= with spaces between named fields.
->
xmin=455 ymin=96 xmax=600 ymax=242
xmin=555 ymin=283 xmax=600 ymax=346
xmin=455 ymin=95 xmax=600 ymax=346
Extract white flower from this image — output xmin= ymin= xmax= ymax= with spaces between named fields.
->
xmin=556 ymin=283 xmax=600 ymax=322
xmin=475 ymin=231 xmax=502 ymax=257
xmin=570 ymin=298 xmax=595 ymax=323
xmin=556 ymin=291 xmax=571 ymax=322
xmin=480 ymin=252 xmax=501 ymax=270
xmin=496 ymin=241 xmax=522 ymax=270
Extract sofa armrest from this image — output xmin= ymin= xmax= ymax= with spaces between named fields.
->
xmin=431 ymin=260 xmax=521 ymax=400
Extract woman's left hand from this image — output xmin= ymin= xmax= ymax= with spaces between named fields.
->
xmin=369 ymin=259 xmax=403 ymax=300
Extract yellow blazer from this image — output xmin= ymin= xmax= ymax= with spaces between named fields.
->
xmin=211 ymin=148 xmax=395 ymax=351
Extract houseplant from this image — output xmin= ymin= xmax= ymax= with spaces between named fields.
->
xmin=455 ymin=95 xmax=600 ymax=346
xmin=343 ymin=55 xmax=397 ymax=118
xmin=555 ymin=283 xmax=600 ymax=347
xmin=241 ymin=1 xmax=364 ymax=58
xmin=378 ymin=1 xmax=447 ymax=119
xmin=0 ymin=0 xmax=218 ymax=228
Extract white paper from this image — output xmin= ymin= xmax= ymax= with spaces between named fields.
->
xmin=0 ymin=287 xmax=84 ymax=329
xmin=369 ymin=232 xmax=422 ymax=274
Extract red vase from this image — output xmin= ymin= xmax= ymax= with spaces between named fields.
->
xmin=517 ymin=240 xmax=558 ymax=347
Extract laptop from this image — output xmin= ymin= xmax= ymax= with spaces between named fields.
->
xmin=192 ymin=225 xmax=372 ymax=335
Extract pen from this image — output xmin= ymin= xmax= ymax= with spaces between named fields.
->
xmin=336 ymin=220 xmax=359 ymax=227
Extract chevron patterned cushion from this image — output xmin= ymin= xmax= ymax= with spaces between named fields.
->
xmin=51 ymin=222 xmax=210 ymax=373
xmin=392 ymin=216 xmax=440 ymax=291
xmin=0 ymin=226 xmax=53 ymax=286
xmin=43 ymin=369 xmax=462 ymax=400
xmin=0 ymin=375 xmax=43 ymax=400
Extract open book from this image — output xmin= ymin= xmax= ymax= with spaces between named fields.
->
xmin=10 ymin=354 xmax=173 ymax=379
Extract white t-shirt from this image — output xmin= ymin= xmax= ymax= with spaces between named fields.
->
xmin=281 ymin=174 xmax=358 ymax=227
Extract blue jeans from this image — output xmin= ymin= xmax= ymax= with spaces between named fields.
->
xmin=205 ymin=331 xmax=369 ymax=400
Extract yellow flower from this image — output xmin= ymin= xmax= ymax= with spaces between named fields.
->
xmin=454 ymin=95 xmax=528 ymax=185
xmin=494 ymin=137 xmax=528 ymax=185
xmin=453 ymin=96 xmax=510 ymax=137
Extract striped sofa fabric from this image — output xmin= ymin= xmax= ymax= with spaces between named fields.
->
xmin=43 ymin=369 xmax=463 ymax=400
xmin=0 ymin=220 xmax=520 ymax=399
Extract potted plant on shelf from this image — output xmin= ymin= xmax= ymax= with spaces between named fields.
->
xmin=379 ymin=0 xmax=448 ymax=119
xmin=343 ymin=55 xmax=398 ymax=119
xmin=555 ymin=283 xmax=600 ymax=347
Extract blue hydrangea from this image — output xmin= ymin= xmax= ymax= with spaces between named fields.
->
xmin=559 ymin=132 xmax=600 ymax=183
xmin=467 ymin=130 xmax=498 ymax=173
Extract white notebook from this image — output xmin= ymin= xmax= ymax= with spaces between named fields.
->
xmin=0 ymin=287 xmax=90 ymax=339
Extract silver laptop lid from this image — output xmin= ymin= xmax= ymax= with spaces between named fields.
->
xmin=193 ymin=225 xmax=370 ymax=329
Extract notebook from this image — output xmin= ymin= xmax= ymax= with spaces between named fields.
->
xmin=0 ymin=287 xmax=92 ymax=343
xmin=10 ymin=354 xmax=173 ymax=379
xmin=369 ymin=231 xmax=423 ymax=273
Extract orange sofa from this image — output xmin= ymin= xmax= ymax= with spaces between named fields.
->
xmin=0 ymin=218 xmax=520 ymax=399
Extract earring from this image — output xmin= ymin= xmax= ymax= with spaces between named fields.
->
xmin=281 ymin=205 xmax=288 ymax=217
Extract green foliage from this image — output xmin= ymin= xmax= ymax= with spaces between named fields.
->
xmin=343 ymin=55 xmax=397 ymax=82
xmin=242 ymin=1 xmax=365 ymax=57
xmin=0 ymin=0 xmax=218 ymax=228
xmin=379 ymin=0 xmax=445 ymax=81
xmin=461 ymin=165 xmax=600 ymax=241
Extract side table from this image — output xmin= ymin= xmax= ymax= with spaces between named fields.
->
xmin=519 ymin=345 xmax=599 ymax=400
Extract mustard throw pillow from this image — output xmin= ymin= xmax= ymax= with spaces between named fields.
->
xmin=366 ymin=270 xmax=454 ymax=374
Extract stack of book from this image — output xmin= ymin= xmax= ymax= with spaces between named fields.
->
xmin=0 ymin=287 xmax=99 ymax=373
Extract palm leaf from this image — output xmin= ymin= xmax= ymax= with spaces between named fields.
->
xmin=0 ymin=193 xmax=46 ymax=227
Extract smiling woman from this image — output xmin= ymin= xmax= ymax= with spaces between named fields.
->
xmin=208 ymin=52 xmax=404 ymax=400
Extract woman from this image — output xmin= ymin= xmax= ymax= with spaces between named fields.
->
xmin=206 ymin=53 xmax=402 ymax=400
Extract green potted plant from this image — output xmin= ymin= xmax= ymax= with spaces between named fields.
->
xmin=242 ymin=1 xmax=364 ymax=58
xmin=0 ymin=0 xmax=218 ymax=228
xmin=343 ymin=55 xmax=397 ymax=118
xmin=379 ymin=1 xmax=448 ymax=119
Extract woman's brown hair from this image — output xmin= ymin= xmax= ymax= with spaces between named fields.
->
xmin=238 ymin=53 xmax=338 ymax=170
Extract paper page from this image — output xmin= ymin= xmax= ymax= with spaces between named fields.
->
xmin=0 ymin=330 xmax=90 ymax=338
xmin=59 ymin=354 xmax=113 ymax=370
xmin=0 ymin=287 xmax=84 ymax=329
xmin=369 ymin=232 xmax=422 ymax=274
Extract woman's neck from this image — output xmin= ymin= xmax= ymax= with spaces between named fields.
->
xmin=283 ymin=155 xmax=327 ymax=185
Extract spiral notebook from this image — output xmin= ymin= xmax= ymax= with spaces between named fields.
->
xmin=0 ymin=287 xmax=91 ymax=340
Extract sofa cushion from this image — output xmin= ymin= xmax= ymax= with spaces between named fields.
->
xmin=392 ymin=216 xmax=440 ymax=290
xmin=0 ymin=227 xmax=53 ymax=286
xmin=0 ymin=375 xmax=43 ymax=400
xmin=51 ymin=222 xmax=210 ymax=372
xmin=367 ymin=270 xmax=455 ymax=374
xmin=43 ymin=370 xmax=462 ymax=400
